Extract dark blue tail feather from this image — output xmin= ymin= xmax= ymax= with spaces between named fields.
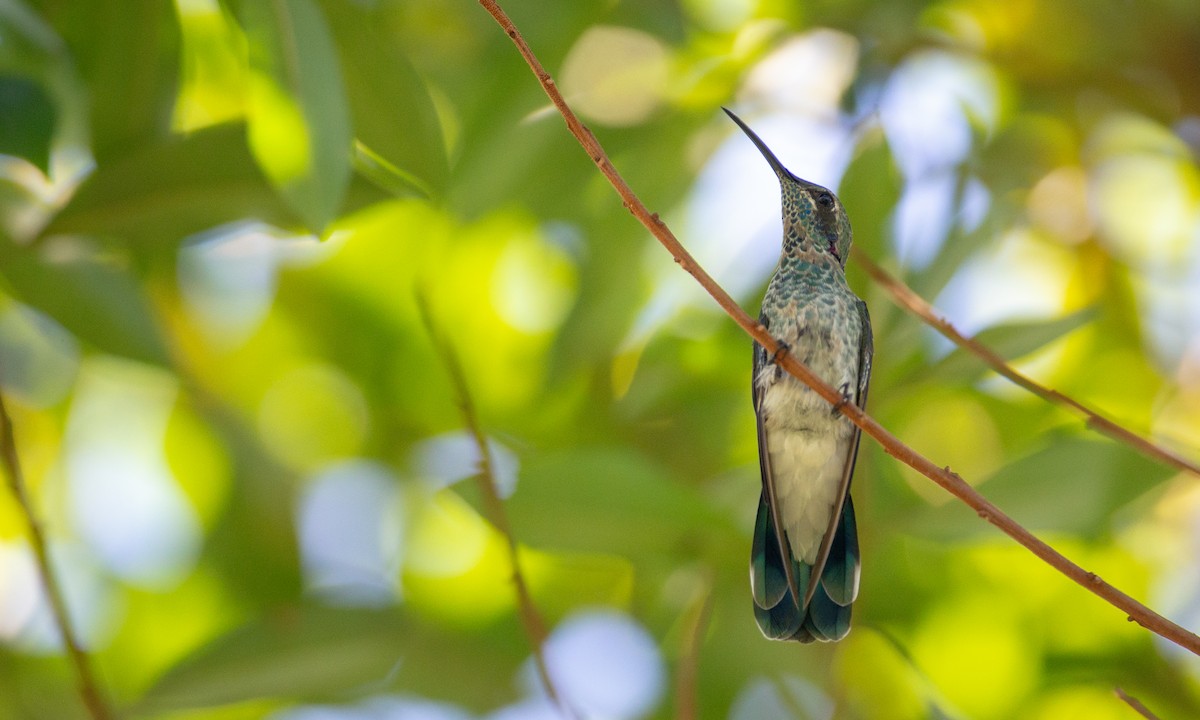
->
xmin=750 ymin=493 xmax=859 ymax=643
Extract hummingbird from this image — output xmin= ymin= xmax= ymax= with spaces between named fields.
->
xmin=724 ymin=108 xmax=873 ymax=643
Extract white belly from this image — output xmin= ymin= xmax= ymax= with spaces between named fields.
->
xmin=760 ymin=378 xmax=855 ymax=564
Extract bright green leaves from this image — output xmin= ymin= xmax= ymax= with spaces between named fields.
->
xmin=320 ymin=0 xmax=447 ymax=197
xmin=46 ymin=123 xmax=293 ymax=245
xmin=0 ymin=238 xmax=169 ymax=365
xmin=230 ymin=0 xmax=352 ymax=233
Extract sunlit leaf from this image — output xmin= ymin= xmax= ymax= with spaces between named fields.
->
xmin=927 ymin=307 xmax=1095 ymax=383
xmin=230 ymin=0 xmax=352 ymax=231
xmin=905 ymin=435 xmax=1175 ymax=541
xmin=45 ymin=123 xmax=292 ymax=243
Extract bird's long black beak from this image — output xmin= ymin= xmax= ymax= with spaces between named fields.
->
xmin=723 ymin=107 xmax=798 ymax=183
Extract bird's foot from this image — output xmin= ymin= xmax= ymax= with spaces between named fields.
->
xmin=770 ymin=340 xmax=791 ymax=364
xmin=831 ymin=383 xmax=852 ymax=415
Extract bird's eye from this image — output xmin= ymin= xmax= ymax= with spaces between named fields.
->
xmin=816 ymin=192 xmax=834 ymax=208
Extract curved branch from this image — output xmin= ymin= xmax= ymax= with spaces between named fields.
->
xmin=0 ymin=391 xmax=113 ymax=719
xmin=417 ymin=295 xmax=576 ymax=719
xmin=477 ymin=0 xmax=1200 ymax=656
xmin=851 ymin=247 xmax=1200 ymax=479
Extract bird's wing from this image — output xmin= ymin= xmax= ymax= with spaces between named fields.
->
xmin=751 ymin=316 xmax=802 ymax=609
xmin=802 ymin=299 xmax=873 ymax=609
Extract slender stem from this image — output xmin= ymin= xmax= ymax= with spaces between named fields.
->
xmin=851 ymin=247 xmax=1200 ymax=478
xmin=477 ymin=0 xmax=1200 ymax=656
xmin=673 ymin=570 xmax=713 ymax=720
xmin=417 ymin=296 xmax=576 ymax=719
xmin=0 ymin=392 xmax=113 ymax=719
xmin=1115 ymin=687 xmax=1161 ymax=719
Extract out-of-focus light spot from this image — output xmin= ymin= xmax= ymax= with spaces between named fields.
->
xmin=411 ymin=431 xmax=518 ymax=499
xmin=1028 ymin=166 xmax=1093 ymax=243
xmin=247 ymin=72 xmax=312 ymax=185
xmin=531 ymin=610 xmax=664 ymax=719
xmin=892 ymin=171 xmax=956 ymax=268
xmin=680 ymin=0 xmax=754 ymax=32
xmin=1176 ymin=115 xmax=1200 ymax=156
xmin=403 ymin=491 xmax=514 ymax=626
xmin=173 ymin=0 xmax=247 ymax=132
xmin=266 ymin=707 xmax=360 ymax=720
xmin=936 ymin=227 xmax=1072 ymax=336
xmin=729 ymin=675 xmax=832 ymax=720
xmin=742 ymin=30 xmax=860 ymax=117
xmin=832 ymin=630 xmax=925 ymax=720
xmin=922 ymin=3 xmax=987 ymax=50
xmin=1085 ymin=114 xmax=1200 ymax=369
xmin=365 ymin=695 xmax=473 ymax=720
xmin=1137 ymin=481 xmax=1200 ymax=674
xmin=271 ymin=695 xmax=474 ymax=720
xmin=297 ymin=461 xmax=402 ymax=606
xmin=404 ymin=492 xmax=488 ymax=578
xmin=1087 ymin=112 xmax=1190 ymax=162
xmin=257 ymin=363 xmax=369 ymax=471
xmin=881 ymin=51 xmax=1002 ymax=178
xmin=487 ymin=698 xmax=561 ymax=720
xmin=896 ymin=394 xmax=1002 ymax=503
xmin=491 ymin=234 xmax=576 ymax=334
xmin=559 ymin=26 xmax=670 ymax=127
xmin=912 ymin=598 xmax=1038 ymax=719
xmin=178 ymin=223 xmax=280 ymax=346
xmin=67 ymin=359 xmax=201 ymax=586
xmin=163 ymin=402 xmax=232 ymax=528
xmin=1025 ymin=687 xmax=1129 ymax=720
xmin=0 ymin=300 xmax=79 ymax=407
xmin=1090 ymin=154 xmax=1198 ymax=262
xmin=0 ymin=543 xmax=39 ymax=640
xmin=0 ymin=541 xmax=114 ymax=652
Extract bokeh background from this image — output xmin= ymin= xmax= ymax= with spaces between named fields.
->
xmin=1 ymin=0 xmax=1200 ymax=718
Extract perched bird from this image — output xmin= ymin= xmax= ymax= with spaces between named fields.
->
xmin=724 ymin=108 xmax=873 ymax=643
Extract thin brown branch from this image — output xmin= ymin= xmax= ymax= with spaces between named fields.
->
xmin=478 ymin=0 xmax=1200 ymax=656
xmin=1115 ymin=687 xmax=1161 ymax=719
xmin=852 ymin=247 xmax=1200 ymax=479
xmin=417 ymin=295 xmax=575 ymax=719
xmin=674 ymin=570 xmax=713 ymax=720
xmin=0 ymin=391 xmax=113 ymax=720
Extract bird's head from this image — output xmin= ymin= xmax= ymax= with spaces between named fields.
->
xmin=724 ymin=108 xmax=852 ymax=268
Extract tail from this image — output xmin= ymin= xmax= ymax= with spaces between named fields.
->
xmin=750 ymin=492 xmax=859 ymax=642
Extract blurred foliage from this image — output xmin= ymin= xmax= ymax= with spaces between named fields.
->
xmin=0 ymin=0 xmax=1199 ymax=719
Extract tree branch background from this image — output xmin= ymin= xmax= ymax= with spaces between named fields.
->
xmin=0 ymin=1 xmax=1199 ymax=719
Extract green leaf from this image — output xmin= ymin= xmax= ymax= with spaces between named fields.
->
xmin=137 ymin=605 xmax=520 ymax=713
xmin=903 ymin=435 xmax=1175 ymax=542
xmin=231 ymin=0 xmax=352 ymax=232
xmin=839 ymin=129 xmax=902 ymax=263
xmin=0 ymin=76 xmax=55 ymax=171
xmin=504 ymin=447 xmax=730 ymax=558
xmin=319 ymin=0 xmax=447 ymax=195
xmin=47 ymin=0 xmax=179 ymax=160
xmin=927 ymin=307 xmax=1095 ymax=383
xmin=44 ymin=123 xmax=295 ymax=245
xmin=0 ymin=237 xmax=168 ymax=365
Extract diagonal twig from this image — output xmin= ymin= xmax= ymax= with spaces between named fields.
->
xmin=852 ymin=247 xmax=1200 ymax=479
xmin=1115 ymin=687 xmax=1162 ymax=719
xmin=477 ymin=0 xmax=1200 ymax=656
xmin=417 ymin=294 xmax=576 ymax=719
xmin=0 ymin=391 xmax=113 ymax=720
